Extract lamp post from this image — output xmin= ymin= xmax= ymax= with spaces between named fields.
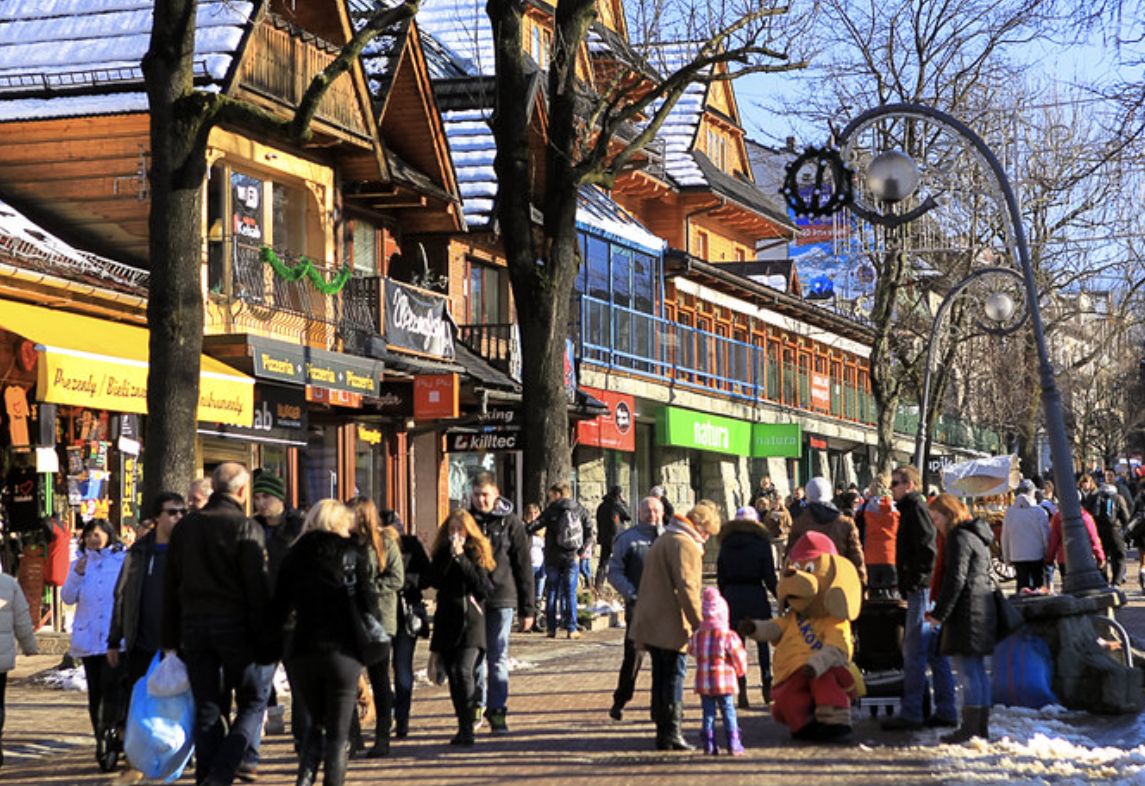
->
xmin=784 ymin=103 xmax=1107 ymax=596
xmin=913 ymin=266 xmax=1027 ymax=474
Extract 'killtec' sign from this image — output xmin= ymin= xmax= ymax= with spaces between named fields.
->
xmin=385 ymin=280 xmax=455 ymax=359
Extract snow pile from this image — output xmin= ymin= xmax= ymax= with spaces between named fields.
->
xmin=934 ymin=705 xmax=1145 ymax=785
xmin=36 ymin=666 xmax=87 ymax=692
xmin=507 ymin=657 xmax=537 ymax=672
xmin=590 ymin=600 xmax=623 ymax=615
xmin=272 ymin=664 xmax=291 ymax=696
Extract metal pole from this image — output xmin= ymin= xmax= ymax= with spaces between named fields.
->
xmin=840 ymin=103 xmax=1107 ymax=595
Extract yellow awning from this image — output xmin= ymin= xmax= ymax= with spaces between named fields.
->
xmin=0 ymin=299 xmax=253 ymax=426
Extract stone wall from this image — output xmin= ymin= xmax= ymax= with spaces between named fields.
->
xmin=575 ymin=446 xmax=607 ymax=513
xmin=654 ymin=446 xmax=693 ymax=514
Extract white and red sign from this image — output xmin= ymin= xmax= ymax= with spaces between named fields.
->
xmin=811 ymin=372 xmax=831 ymax=412
xmin=576 ymin=386 xmax=635 ymax=452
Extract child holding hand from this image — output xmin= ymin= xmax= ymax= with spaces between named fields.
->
xmin=688 ymin=586 xmax=748 ymax=755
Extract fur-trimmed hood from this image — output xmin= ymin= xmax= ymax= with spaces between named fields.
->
xmin=719 ymin=517 xmax=768 ymax=541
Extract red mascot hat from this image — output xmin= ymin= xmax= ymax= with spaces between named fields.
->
xmin=788 ymin=531 xmax=838 ymax=564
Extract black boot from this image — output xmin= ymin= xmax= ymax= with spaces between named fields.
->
xmin=663 ymin=703 xmax=694 ymax=751
xmin=653 ymin=701 xmax=670 ymax=750
xmin=450 ymin=709 xmax=475 ymax=746
xmin=762 ymin=677 xmax=772 ymax=705
xmin=941 ymin=707 xmax=985 ymax=744
xmin=294 ymin=733 xmax=322 ymax=786
xmin=366 ymin=712 xmax=391 ymax=758
xmin=737 ymin=676 xmax=750 ymax=710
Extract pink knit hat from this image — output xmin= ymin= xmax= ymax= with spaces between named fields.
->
xmin=700 ymin=586 xmax=730 ymax=631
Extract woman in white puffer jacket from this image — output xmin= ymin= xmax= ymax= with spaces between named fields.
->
xmin=0 ymin=566 xmax=38 ymax=767
xmin=61 ymin=520 xmax=125 ymax=745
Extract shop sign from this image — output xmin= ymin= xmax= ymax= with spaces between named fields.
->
xmin=357 ymin=424 xmax=384 ymax=445
xmin=563 ymin=338 xmax=577 ymax=404
xmin=306 ymin=386 xmax=362 ymax=409
xmin=305 ymin=356 xmax=379 ymax=397
xmin=477 ymin=408 xmax=517 ymax=427
xmin=414 ymin=374 xmax=459 ymax=419
xmin=809 ymin=436 xmax=828 ymax=450
xmin=655 ymin=406 xmax=750 ymax=456
xmin=750 ymin=423 xmax=802 ymax=458
xmin=372 ymin=382 xmax=413 ymax=416
xmin=811 ymin=372 xmax=831 ymax=411
xmin=927 ymin=454 xmax=953 ymax=477
xmin=251 ymin=339 xmax=305 ymax=384
xmin=202 ymin=384 xmax=308 ymax=446
xmin=248 ymin=336 xmax=382 ymax=396
xmin=384 ymin=280 xmax=455 ymax=358
xmin=576 ymin=386 xmax=635 ymax=452
xmin=445 ymin=430 xmax=520 ymax=452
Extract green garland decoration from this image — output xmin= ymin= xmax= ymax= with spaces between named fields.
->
xmin=260 ymin=246 xmax=353 ymax=295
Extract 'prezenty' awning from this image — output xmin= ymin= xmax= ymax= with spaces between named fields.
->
xmin=0 ymin=299 xmax=253 ymax=426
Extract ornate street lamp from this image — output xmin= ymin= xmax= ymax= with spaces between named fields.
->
xmin=783 ymin=103 xmax=1107 ymax=597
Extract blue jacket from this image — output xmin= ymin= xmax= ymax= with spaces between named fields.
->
xmin=607 ymin=521 xmax=658 ymax=605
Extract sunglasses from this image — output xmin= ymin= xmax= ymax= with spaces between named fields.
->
xmin=162 ymin=507 xmax=187 ymax=517
xmin=890 ymin=479 xmax=905 ymax=487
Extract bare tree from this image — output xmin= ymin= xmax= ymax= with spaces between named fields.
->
xmin=142 ymin=0 xmax=417 ymax=506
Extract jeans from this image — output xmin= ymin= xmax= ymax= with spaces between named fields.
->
xmin=579 ymin=557 xmax=592 ymax=586
xmin=612 ymin=610 xmax=645 ymax=709
xmin=444 ymin=647 xmax=481 ymax=725
xmin=182 ymin=617 xmax=272 ymax=785
xmin=647 ymin=646 xmax=686 ymax=717
xmin=953 ymin=655 xmax=991 ymax=707
xmin=901 ymin=589 xmax=957 ymax=722
xmin=240 ymin=662 xmax=276 ymax=766
xmin=700 ymin=694 xmax=738 ymax=735
xmin=546 ymin=563 xmax=579 ymax=633
xmin=474 ymin=606 xmax=514 ymax=712
xmin=533 ymin=566 xmax=546 ymax=606
xmin=392 ymin=627 xmax=416 ymax=729
xmin=289 ymin=652 xmax=360 ymax=786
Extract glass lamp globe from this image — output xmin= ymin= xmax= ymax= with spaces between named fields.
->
xmin=984 ymin=291 xmax=1016 ymax=324
xmin=866 ymin=150 xmax=920 ymax=203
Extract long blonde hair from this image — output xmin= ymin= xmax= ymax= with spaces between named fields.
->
xmin=348 ymin=496 xmax=386 ymax=570
xmin=432 ymin=509 xmax=496 ymax=572
xmin=303 ymin=499 xmax=354 ymax=537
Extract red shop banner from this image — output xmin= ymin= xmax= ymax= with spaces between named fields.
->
xmin=576 ymin=387 xmax=636 ymax=452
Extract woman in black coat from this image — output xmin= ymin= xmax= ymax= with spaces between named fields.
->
xmin=269 ymin=499 xmax=381 ymax=786
xmin=925 ymin=493 xmax=997 ymax=745
xmin=430 ymin=510 xmax=495 ymax=746
xmin=716 ymin=508 xmax=778 ymax=707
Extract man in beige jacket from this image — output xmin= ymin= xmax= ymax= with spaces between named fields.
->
xmin=630 ymin=500 xmax=721 ymax=751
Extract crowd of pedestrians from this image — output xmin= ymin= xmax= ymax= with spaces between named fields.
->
xmin=18 ymin=456 xmax=1145 ymax=784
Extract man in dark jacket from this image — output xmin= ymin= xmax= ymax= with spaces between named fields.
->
xmin=594 ymin=486 xmax=631 ymax=591
xmin=162 ymin=463 xmax=271 ymax=786
xmin=882 ymin=465 xmax=956 ymax=731
xmin=107 ymin=492 xmax=186 ymax=684
xmin=606 ymin=496 xmax=662 ymax=720
xmin=469 ymin=473 xmax=534 ymax=735
xmin=1092 ymin=483 xmax=1130 ymax=587
xmin=540 ymin=482 xmax=593 ymax=640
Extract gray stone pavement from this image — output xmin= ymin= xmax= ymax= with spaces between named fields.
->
xmin=3 ymin=579 xmax=1145 ymax=786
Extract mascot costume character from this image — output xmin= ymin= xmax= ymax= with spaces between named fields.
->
xmin=739 ymin=531 xmax=863 ymax=739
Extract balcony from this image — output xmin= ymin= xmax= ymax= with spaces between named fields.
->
xmin=456 ymin=323 xmax=521 ymax=381
xmin=579 ymin=295 xmax=877 ymax=426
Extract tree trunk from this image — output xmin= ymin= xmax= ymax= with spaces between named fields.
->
xmin=868 ymin=237 xmax=908 ymax=477
xmin=142 ymin=0 xmax=209 ymax=511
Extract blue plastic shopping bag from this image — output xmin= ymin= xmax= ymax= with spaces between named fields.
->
xmin=124 ymin=653 xmax=195 ymax=782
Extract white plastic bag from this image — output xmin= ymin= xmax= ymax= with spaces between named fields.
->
xmin=147 ymin=652 xmax=191 ymax=698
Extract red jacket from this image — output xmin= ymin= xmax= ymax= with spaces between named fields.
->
xmin=1046 ymin=509 xmax=1105 ymax=567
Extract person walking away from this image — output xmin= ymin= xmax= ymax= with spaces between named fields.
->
xmin=787 ymin=477 xmax=867 ymax=585
xmin=1092 ymin=483 xmax=1130 ymax=587
xmin=1045 ymin=507 xmax=1105 ymax=584
xmin=762 ymin=497 xmax=792 ymax=572
xmin=161 ymin=463 xmax=271 ymax=786
xmin=347 ymin=497 xmax=403 ymax=758
xmin=468 ymin=473 xmax=534 ymax=734
xmin=385 ymin=510 xmax=431 ymax=739
xmin=863 ymin=476 xmax=900 ymax=598
xmin=539 ymin=483 xmax=591 ymax=640
xmin=522 ymin=503 xmax=546 ymax=632
xmin=716 ymin=506 xmax=777 ymax=708
xmin=881 ymin=465 xmax=957 ymax=731
xmin=106 ymin=492 xmax=185 ymax=783
xmin=1000 ymin=480 xmax=1051 ymax=592
xmin=630 ymin=501 xmax=722 ymax=751
xmin=429 ymin=510 xmax=496 ymax=746
xmin=925 ymin=494 xmax=998 ymax=743
xmin=61 ymin=519 xmax=126 ymax=765
xmin=0 ymin=562 xmax=38 ymax=766
xmin=595 ymin=486 xmax=631 ymax=591
xmin=267 ymin=500 xmax=379 ymax=786
xmin=688 ymin=587 xmax=748 ymax=755
xmin=606 ymin=496 xmax=663 ymax=720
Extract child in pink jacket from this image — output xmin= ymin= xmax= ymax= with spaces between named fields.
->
xmin=687 ymin=586 xmax=748 ymax=755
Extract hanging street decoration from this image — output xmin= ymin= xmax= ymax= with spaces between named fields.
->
xmin=260 ymin=246 xmax=352 ymax=295
xmin=780 ymin=145 xmax=853 ymax=219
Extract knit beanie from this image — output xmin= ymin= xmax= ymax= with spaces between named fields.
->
xmin=252 ymin=472 xmax=286 ymax=501
xmin=805 ymin=476 xmax=833 ymax=503
xmin=700 ymin=586 xmax=730 ymax=631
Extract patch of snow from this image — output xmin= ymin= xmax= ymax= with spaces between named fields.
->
xmin=0 ymin=91 xmax=147 ymax=121
xmin=931 ymin=705 xmax=1145 ymax=785
xmin=36 ymin=666 xmax=87 ymax=692
xmin=507 ymin=657 xmax=536 ymax=672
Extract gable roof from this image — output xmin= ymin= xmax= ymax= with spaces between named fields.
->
xmin=416 ymin=0 xmax=494 ymax=77
xmin=0 ymin=0 xmax=255 ymax=121
xmin=692 ymin=151 xmax=795 ymax=232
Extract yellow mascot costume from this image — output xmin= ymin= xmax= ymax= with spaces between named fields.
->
xmin=740 ymin=530 xmax=863 ymax=740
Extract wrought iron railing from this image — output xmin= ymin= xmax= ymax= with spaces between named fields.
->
xmin=456 ymin=322 xmax=521 ymax=380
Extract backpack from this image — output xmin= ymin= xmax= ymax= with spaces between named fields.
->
xmin=1095 ymin=494 xmax=1117 ymax=531
xmin=557 ymin=507 xmax=584 ymax=551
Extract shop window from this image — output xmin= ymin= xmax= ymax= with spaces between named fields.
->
xmin=301 ymin=425 xmax=339 ymax=508
xmin=466 ymin=262 xmax=507 ymax=324
xmin=355 ymin=427 xmax=387 ymax=507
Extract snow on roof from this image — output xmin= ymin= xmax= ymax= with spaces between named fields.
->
xmin=415 ymin=0 xmax=493 ymax=77
xmin=0 ymin=1 xmax=253 ymax=120
xmin=0 ymin=197 xmax=148 ymax=291
xmin=641 ymin=42 xmax=710 ymax=189
xmin=577 ymin=185 xmax=663 ymax=254
xmin=347 ymin=0 xmax=408 ymax=92
xmin=441 ymin=107 xmax=497 ymax=227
